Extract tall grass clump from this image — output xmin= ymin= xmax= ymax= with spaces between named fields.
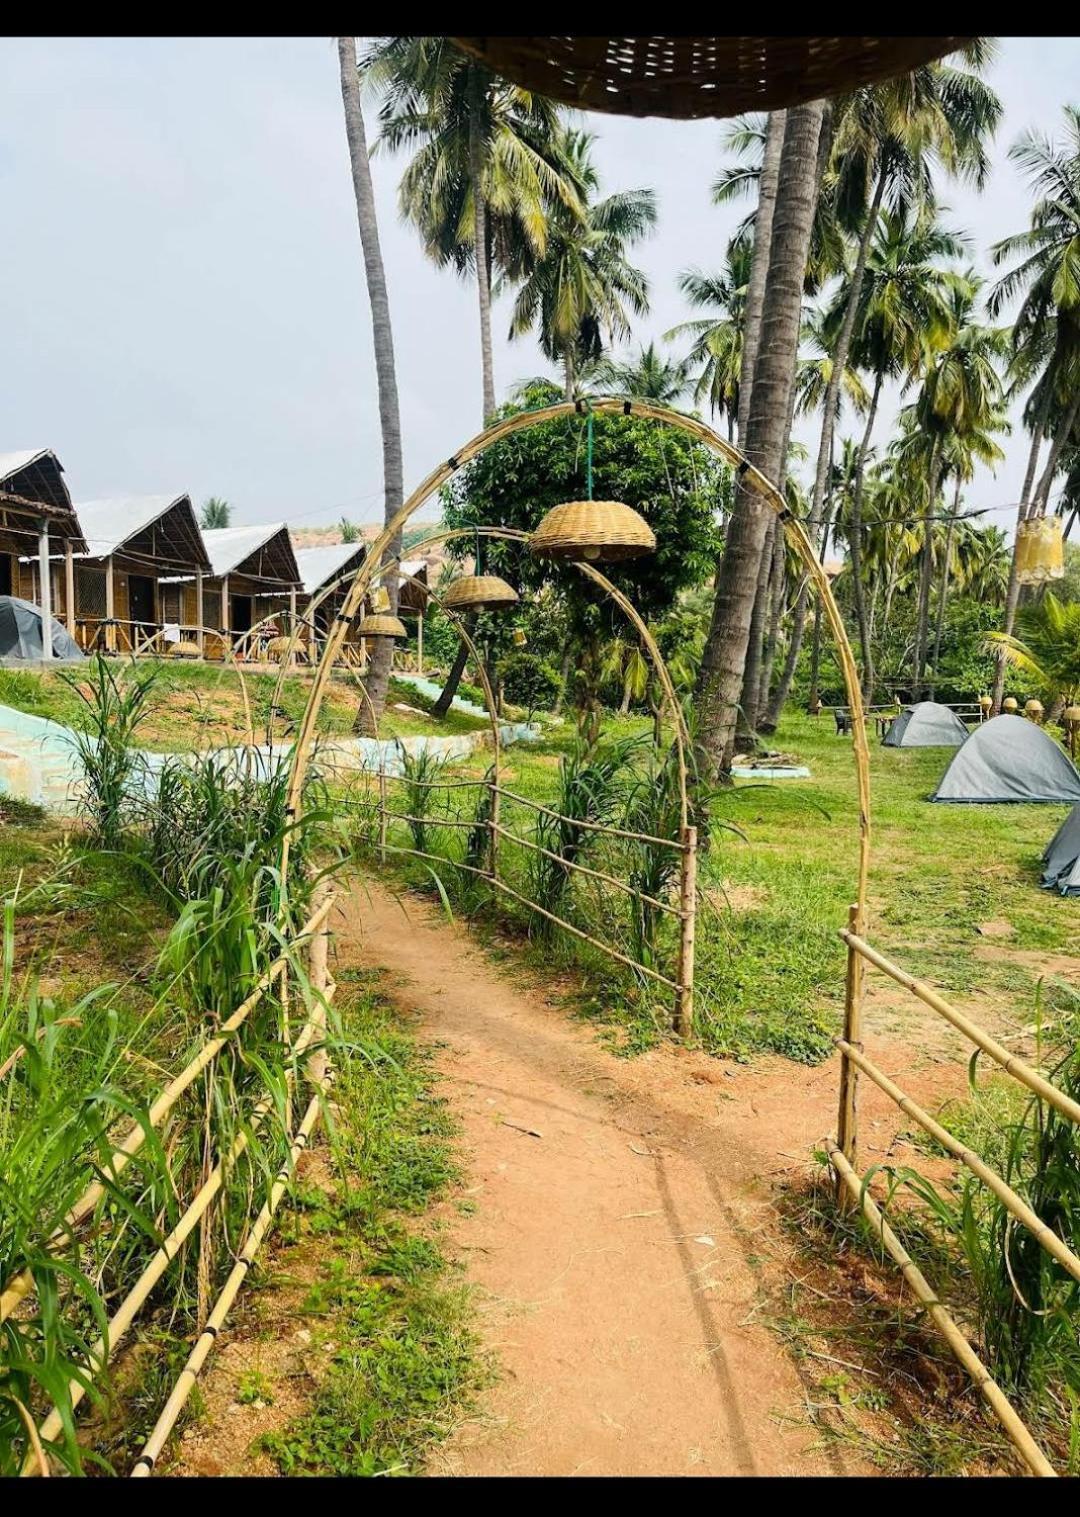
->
xmin=528 ymin=733 xmax=644 ymax=933
xmin=63 ymin=658 xmax=159 ymax=848
xmin=395 ymin=741 xmax=447 ymax=857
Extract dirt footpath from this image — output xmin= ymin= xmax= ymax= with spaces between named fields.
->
xmin=332 ymin=881 xmax=925 ymax=1477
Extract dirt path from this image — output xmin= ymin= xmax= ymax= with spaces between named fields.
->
xmin=332 ymin=881 xmax=899 ymax=1478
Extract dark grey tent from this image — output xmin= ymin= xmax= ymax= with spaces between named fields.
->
xmin=884 ymin=701 xmax=969 ymax=748
xmin=934 ymin=714 xmax=1080 ymax=804
xmin=0 ymin=596 xmax=83 ymax=662
xmin=1042 ymin=805 xmax=1080 ymax=895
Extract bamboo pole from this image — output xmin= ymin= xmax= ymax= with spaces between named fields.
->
xmin=488 ymin=772 xmax=500 ymax=880
xmin=492 ymin=820 xmax=681 ymax=915
xmin=675 ymin=824 xmax=698 ymax=1037
xmin=377 ymin=769 xmax=388 ymax=863
xmin=496 ymin=786 xmax=685 ymax=850
xmin=105 ymin=556 xmax=116 ymax=654
xmin=827 ymin=1140 xmax=1056 ymax=1478
xmin=836 ymin=903 xmax=863 ymax=1179
xmin=0 ymin=897 xmax=333 ymax=1324
xmin=842 ymin=930 xmax=1080 ymax=1127
xmin=64 ymin=539 xmax=75 ymax=631
xmin=836 ymin=1039 xmax=1080 ymax=1286
xmin=195 ymin=569 xmax=204 ymax=657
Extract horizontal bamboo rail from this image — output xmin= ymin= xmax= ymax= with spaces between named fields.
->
xmin=495 ymin=785 xmax=686 ymax=851
xmin=380 ymin=841 xmax=492 ymax=881
xmin=827 ymin=1140 xmax=1056 ymax=1478
xmin=377 ymin=773 xmax=487 ymax=792
xmin=383 ymin=810 xmax=477 ymax=831
xmin=840 ymin=930 xmax=1080 ymax=1127
xmin=835 ymin=1039 xmax=1080 ymax=1286
xmin=492 ymin=820 xmax=681 ymax=917
xmin=0 ymin=896 xmax=333 ymax=1324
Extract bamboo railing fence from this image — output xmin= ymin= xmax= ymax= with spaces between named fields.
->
xmin=830 ymin=914 xmax=1079 ymax=1477
xmin=9 ymin=889 xmax=335 ymax=1477
xmin=348 ymin=766 xmax=697 ymax=1028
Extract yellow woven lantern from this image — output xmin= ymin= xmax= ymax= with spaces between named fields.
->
xmin=1003 ymin=696 xmax=1019 ymax=713
xmin=512 ymin=628 xmax=528 ymax=649
xmin=1015 ymin=516 xmax=1064 ymax=586
xmin=1065 ymin=706 xmax=1080 ymax=728
xmin=442 ymin=574 xmax=519 ymax=612
xmin=978 ymin=693 xmax=992 ymax=713
xmin=358 ymin=613 xmax=406 ymax=639
xmin=1025 ymin=698 xmax=1045 ymax=723
xmin=369 ymin=585 xmax=391 ymax=613
xmin=530 ymin=500 xmax=656 ymax=563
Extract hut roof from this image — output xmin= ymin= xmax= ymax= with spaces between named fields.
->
xmin=201 ymin=523 xmax=301 ymax=587
xmin=74 ymin=494 xmax=210 ymax=571
xmin=293 ymin=542 xmax=367 ymax=596
xmin=0 ymin=448 xmax=86 ymax=548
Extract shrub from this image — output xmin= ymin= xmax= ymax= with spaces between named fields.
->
xmin=497 ymin=652 xmax=562 ymax=721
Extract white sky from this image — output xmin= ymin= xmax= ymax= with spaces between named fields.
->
xmin=2 ymin=36 xmax=1078 ymax=533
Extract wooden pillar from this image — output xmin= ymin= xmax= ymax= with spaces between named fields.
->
xmin=288 ymin=586 xmax=297 ymax=668
xmin=675 ymin=825 xmax=697 ymax=1037
xmin=38 ymin=519 xmax=53 ymax=660
xmin=836 ymin=902 xmax=864 ymax=1195
xmin=104 ymin=555 xmax=116 ymax=653
xmin=221 ymin=574 xmax=230 ymax=651
xmin=378 ymin=768 xmax=388 ymax=863
xmin=64 ymin=539 xmax=76 ymax=633
xmin=195 ymin=569 xmax=205 ymax=657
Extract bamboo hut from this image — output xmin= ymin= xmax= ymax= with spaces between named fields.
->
xmin=69 ymin=494 xmax=211 ymax=654
xmin=0 ymin=449 xmax=87 ymax=657
xmin=195 ymin=524 xmax=302 ymax=657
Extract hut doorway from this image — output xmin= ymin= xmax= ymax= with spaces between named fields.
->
xmin=230 ymin=594 xmax=254 ymax=634
xmin=129 ymin=574 xmax=157 ymax=631
xmin=0 ymin=556 xmax=11 ymax=596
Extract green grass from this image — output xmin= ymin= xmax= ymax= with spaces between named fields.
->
xmin=258 ymin=967 xmax=480 ymax=1477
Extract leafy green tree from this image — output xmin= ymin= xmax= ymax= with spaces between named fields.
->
xmin=200 ymin=497 xmax=231 ymax=529
xmin=987 ymin=593 xmax=1080 ymax=712
xmin=590 ymin=341 xmax=691 ymax=404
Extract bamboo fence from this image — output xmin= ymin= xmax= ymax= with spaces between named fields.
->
xmin=829 ymin=920 xmax=1080 ymax=1476
xmin=11 ymin=891 xmax=336 ymax=1477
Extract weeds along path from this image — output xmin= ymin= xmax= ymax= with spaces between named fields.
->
xmin=333 ymin=879 xmax=873 ymax=1478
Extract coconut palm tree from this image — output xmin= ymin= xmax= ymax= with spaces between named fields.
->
xmin=989 ymin=106 xmax=1080 ymax=707
xmin=694 ymin=100 xmax=827 ymax=780
xmin=665 ymin=239 xmax=750 ymax=439
xmin=338 ymin=36 xmax=404 ymax=732
xmin=200 ymin=497 xmax=231 ymax=529
xmin=366 ymin=36 xmax=581 ymax=423
xmin=591 ymin=341 xmax=692 ymax=404
xmin=987 ymin=593 xmax=1080 ymax=713
xmin=507 ymin=129 xmax=657 ymax=399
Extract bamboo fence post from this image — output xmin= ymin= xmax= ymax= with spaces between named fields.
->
xmin=675 ymin=825 xmax=697 ymax=1038
xmin=377 ymin=768 xmax=388 ymax=862
xmin=306 ymin=878 xmax=332 ymax=1088
xmin=488 ymin=776 xmax=500 ymax=880
xmin=836 ymin=902 xmax=863 ymax=1189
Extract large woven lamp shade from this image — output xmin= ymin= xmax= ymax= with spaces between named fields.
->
xmin=442 ymin=574 xmax=519 ymax=612
xmin=530 ymin=500 xmax=656 ymax=563
xmin=1015 ymin=515 xmax=1065 ymax=586
xmin=451 ymin=37 xmax=972 ymax=120
xmin=358 ymin=612 xmax=407 ymax=639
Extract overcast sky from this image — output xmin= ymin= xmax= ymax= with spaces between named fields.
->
xmin=2 ymin=36 xmax=1078 ymax=535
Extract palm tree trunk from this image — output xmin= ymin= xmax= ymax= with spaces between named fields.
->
xmin=913 ymin=446 xmax=942 ymax=698
xmin=848 ymin=367 xmax=884 ymax=702
xmin=1033 ymin=387 xmax=1080 ymax=514
xmin=338 ymin=37 xmax=404 ymax=736
xmin=992 ymin=372 xmax=1057 ymax=710
xmin=694 ymin=101 xmax=825 ymax=782
xmin=756 ymin=524 xmax=787 ymax=729
xmin=931 ymin=477 xmax=962 ymax=684
xmin=735 ymin=109 xmax=786 ymax=444
xmin=432 ymin=636 xmax=470 ymax=718
xmin=468 ymin=72 xmax=496 ymax=424
xmin=738 ymin=517 xmax=775 ymax=739
xmin=563 ymin=349 xmax=575 ymax=402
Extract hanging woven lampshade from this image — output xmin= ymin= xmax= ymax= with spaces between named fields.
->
xmin=978 ymin=693 xmax=993 ymax=713
xmin=1065 ymin=706 xmax=1080 ymax=728
xmin=1015 ymin=516 xmax=1065 ymax=586
xmin=358 ymin=612 xmax=406 ymax=639
xmin=512 ymin=627 xmax=528 ymax=649
xmin=1025 ymin=698 xmax=1045 ymax=723
xmin=530 ymin=500 xmax=656 ymax=563
xmin=369 ymin=585 xmax=391 ymax=614
xmin=442 ymin=574 xmax=519 ymax=613
xmin=1003 ymin=696 xmax=1019 ymax=713
xmin=450 ymin=38 xmax=970 ymax=120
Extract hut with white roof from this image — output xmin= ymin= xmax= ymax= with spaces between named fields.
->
xmin=1 ymin=450 xmax=86 ymax=654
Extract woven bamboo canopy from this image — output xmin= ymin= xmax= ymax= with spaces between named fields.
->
xmin=531 ymin=499 xmax=656 ymax=562
xmin=358 ymin=611 xmax=407 ymax=639
xmin=450 ymin=37 xmax=972 ymax=120
xmin=442 ymin=572 xmax=519 ymax=612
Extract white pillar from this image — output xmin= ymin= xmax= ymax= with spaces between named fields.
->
xmin=195 ymin=569 xmax=205 ymax=656
xmin=38 ymin=519 xmax=53 ymax=660
xmin=105 ymin=555 xmax=116 ymax=652
xmin=416 ymin=612 xmax=423 ymax=674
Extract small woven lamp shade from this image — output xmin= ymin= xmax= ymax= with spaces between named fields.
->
xmin=358 ymin=612 xmax=406 ymax=639
xmin=442 ymin=574 xmax=519 ymax=613
xmin=1003 ymin=696 xmax=1019 ymax=713
xmin=1025 ymin=698 xmax=1045 ymax=723
xmin=1065 ymin=706 xmax=1080 ymax=727
xmin=530 ymin=500 xmax=656 ymax=563
xmin=978 ymin=693 xmax=993 ymax=712
xmin=1015 ymin=516 xmax=1065 ymax=586
xmin=369 ymin=585 xmax=391 ymax=613
xmin=512 ymin=628 xmax=528 ymax=649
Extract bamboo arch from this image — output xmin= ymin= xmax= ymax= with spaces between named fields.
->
xmin=280 ymin=399 xmax=872 ymax=1032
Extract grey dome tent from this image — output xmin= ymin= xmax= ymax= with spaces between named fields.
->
xmin=883 ymin=701 xmax=969 ymax=748
xmin=933 ymin=714 xmax=1080 ymax=805
xmin=1042 ymin=805 xmax=1080 ymax=895
xmin=0 ymin=596 xmax=83 ymax=662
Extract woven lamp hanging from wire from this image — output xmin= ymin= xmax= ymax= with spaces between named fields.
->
xmin=450 ymin=37 xmax=971 ymax=120
xmin=358 ymin=612 xmax=407 ymax=640
xmin=530 ymin=409 xmax=656 ymax=564
xmin=442 ymin=573 xmax=520 ymax=613
xmin=1015 ymin=515 xmax=1065 ymax=586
